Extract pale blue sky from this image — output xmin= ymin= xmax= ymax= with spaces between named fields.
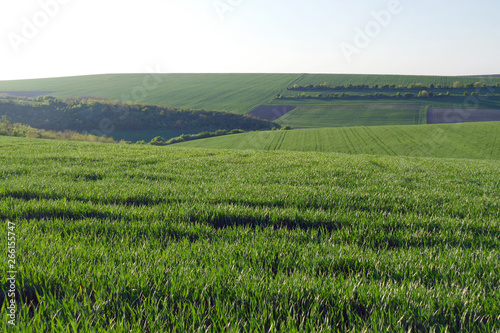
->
xmin=1 ymin=0 xmax=499 ymax=80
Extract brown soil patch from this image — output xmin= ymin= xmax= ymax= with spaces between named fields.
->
xmin=248 ymin=105 xmax=297 ymax=121
xmin=428 ymin=108 xmax=500 ymax=124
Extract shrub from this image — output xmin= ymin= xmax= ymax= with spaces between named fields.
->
xmin=214 ymin=129 xmax=227 ymax=136
xmin=418 ymin=90 xmax=429 ymax=98
xmin=149 ymin=136 xmax=166 ymax=145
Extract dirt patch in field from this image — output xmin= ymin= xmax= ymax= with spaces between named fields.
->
xmin=428 ymin=108 xmax=500 ymax=124
xmin=0 ymin=91 xmax=53 ymax=97
xmin=248 ymin=105 xmax=297 ymax=121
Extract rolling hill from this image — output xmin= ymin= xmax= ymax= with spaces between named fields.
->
xmin=1 ymin=73 xmax=500 ymax=115
xmin=174 ymin=121 xmax=500 ymax=160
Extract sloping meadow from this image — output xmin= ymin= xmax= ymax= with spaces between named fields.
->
xmin=1 ymin=136 xmax=499 ymax=331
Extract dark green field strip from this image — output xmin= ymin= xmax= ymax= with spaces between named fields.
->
xmin=176 ymin=122 xmax=500 ymax=160
xmin=275 ymin=104 xmax=425 ymax=128
xmin=1 ymin=136 xmax=499 ymax=331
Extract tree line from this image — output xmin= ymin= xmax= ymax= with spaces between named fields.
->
xmin=277 ymin=90 xmax=500 ymax=101
xmin=287 ymin=81 xmax=500 ymax=92
xmin=0 ymin=96 xmax=278 ymax=133
xmin=0 ymin=115 xmax=117 ymax=143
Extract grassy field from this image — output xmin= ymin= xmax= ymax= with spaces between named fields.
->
xmin=175 ymin=122 xmax=500 ymax=160
xmin=1 ymin=136 xmax=499 ymax=331
xmin=1 ymin=74 xmax=500 ymax=114
xmin=0 ymin=74 xmax=296 ymax=115
xmin=275 ymin=104 xmax=427 ymax=128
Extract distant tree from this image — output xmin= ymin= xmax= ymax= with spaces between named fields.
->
xmin=281 ymin=125 xmax=294 ymax=130
xmin=214 ymin=129 xmax=227 ymax=136
xmin=229 ymin=129 xmax=245 ymax=134
xmin=453 ymin=81 xmax=462 ymax=88
xmin=474 ymin=82 xmax=482 ymax=88
xmin=149 ymin=136 xmax=166 ymax=145
xmin=463 ymin=91 xmax=469 ymax=96
xmin=418 ymin=90 xmax=429 ymax=98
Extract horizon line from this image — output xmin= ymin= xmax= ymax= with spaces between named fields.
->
xmin=1 ymin=72 xmax=500 ymax=82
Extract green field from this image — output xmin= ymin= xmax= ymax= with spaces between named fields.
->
xmin=108 ymin=130 xmax=204 ymax=142
xmin=1 ymin=136 xmax=499 ymax=331
xmin=290 ymin=73 xmax=500 ymax=88
xmin=175 ymin=122 xmax=500 ymax=160
xmin=1 ymin=74 xmax=500 ymax=115
xmin=275 ymin=104 xmax=427 ymax=128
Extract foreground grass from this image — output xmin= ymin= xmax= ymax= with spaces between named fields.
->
xmin=176 ymin=122 xmax=500 ymax=160
xmin=1 ymin=136 xmax=499 ymax=331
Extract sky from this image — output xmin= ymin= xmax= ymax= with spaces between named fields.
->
xmin=1 ymin=0 xmax=499 ymax=80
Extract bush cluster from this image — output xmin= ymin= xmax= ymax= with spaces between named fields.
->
xmin=149 ymin=129 xmax=246 ymax=146
xmin=0 ymin=116 xmax=117 ymax=143
xmin=287 ymin=81 xmax=500 ymax=91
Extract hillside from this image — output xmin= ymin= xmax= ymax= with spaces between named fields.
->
xmin=1 ymin=135 xmax=499 ymax=331
xmin=174 ymin=122 xmax=500 ymax=160
xmin=1 ymin=73 xmax=500 ymax=115
xmin=0 ymin=97 xmax=276 ymax=135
